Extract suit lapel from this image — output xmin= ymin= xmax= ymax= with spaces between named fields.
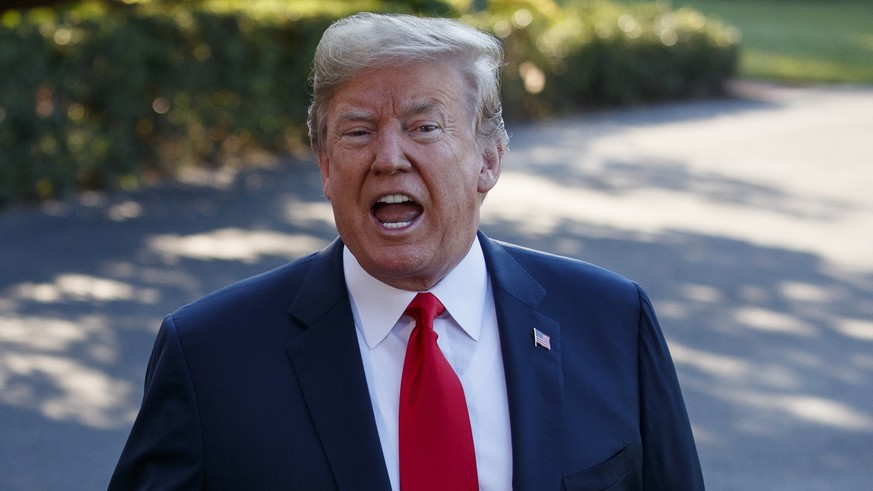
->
xmin=480 ymin=233 xmax=565 ymax=490
xmin=284 ymin=234 xmax=565 ymax=489
xmin=285 ymin=240 xmax=391 ymax=491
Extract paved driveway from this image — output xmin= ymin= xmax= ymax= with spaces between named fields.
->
xmin=1 ymin=83 xmax=871 ymax=490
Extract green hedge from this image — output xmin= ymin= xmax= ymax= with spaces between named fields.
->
xmin=470 ymin=0 xmax=740 ymax=118
xmin=0 ymin=3 xmax=332 ymax=203
xmin=0 ymin=0 xmax=739 ymax=204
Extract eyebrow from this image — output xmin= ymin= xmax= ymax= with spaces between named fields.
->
xmin=334 ymin=110 xmax=376 ymax=125
xmin=332 ymin=99 xmax=448 ymax=126
xmin=401 ymin=99 xmax=447 ymax=119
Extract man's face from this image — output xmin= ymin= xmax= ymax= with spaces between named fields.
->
xmin=317 ymin=61 xmax=501 ymax=291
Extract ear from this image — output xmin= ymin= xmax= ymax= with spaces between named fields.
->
xmin=477 ymin=142 xmax=502 ymax=194
xmin=316 ymin=151 xmax=332 ymax=201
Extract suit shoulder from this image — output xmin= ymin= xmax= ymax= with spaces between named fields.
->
xmin=169 ymin=251 xmax=319 ymax=334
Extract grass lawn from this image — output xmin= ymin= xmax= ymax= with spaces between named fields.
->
xmin=668 ymin=0 xmax=873 ymax=84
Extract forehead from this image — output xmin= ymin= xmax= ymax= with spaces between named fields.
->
xmin=327 ymin=61 xmax=474 ymax=121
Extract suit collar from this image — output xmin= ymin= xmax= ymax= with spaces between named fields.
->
xmin=286 ymin=239 xmax=392 ymax=490
xmin=480 ymin=232 xmax=565 ymax=490
xmin=287 ymin=238 xmax=347 ymax=327
xmin=345 ymin=236 xmax=490 ymax=349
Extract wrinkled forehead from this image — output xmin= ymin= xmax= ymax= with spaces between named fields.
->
xmin=326 ymin=61 xmax=477 ymax=125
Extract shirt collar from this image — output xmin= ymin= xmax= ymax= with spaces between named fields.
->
xmin=344 ymin=237 xmax=489 ymax=349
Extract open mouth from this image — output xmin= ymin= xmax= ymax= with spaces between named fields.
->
xmin=372 ymin=193 xmax=423 ymax=230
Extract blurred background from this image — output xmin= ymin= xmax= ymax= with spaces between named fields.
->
xmin=1 ymin=0 xmax=871 ymax=489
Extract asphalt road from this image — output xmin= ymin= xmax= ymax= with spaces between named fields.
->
xmin=1 ymin=83 xmax=871 ymax=490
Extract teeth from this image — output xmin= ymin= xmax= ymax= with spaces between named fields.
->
xmin=374 ymin=194 xmax=416 ymax=229
xmin=382 ymin=221 xmax=412 ymax=229
xmin=377 ymin=194 xmax=413 ymax=204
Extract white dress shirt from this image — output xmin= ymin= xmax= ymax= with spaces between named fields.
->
xmin=344 ymin=237 xmax=512 ymax=490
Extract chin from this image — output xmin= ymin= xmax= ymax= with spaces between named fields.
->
xmin=364 ymin=253 xmax=437 ymax=288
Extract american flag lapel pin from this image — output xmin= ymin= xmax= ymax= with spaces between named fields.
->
xmin=533 ymin=328 xmax=551 ymax=350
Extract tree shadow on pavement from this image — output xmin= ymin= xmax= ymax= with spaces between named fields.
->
xmin=1 ymin=89 xmax=871 ymax=490
xmin=0 ymin=160 xmax=337 ymax=490
xmin=482 ymin=217 xmax=873 ymax=490
xmin=483 ymin=90 xmax=873 ymax=490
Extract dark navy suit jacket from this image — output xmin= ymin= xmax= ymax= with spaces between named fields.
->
xmin=109 ymin=232 xmax=704 ymax=490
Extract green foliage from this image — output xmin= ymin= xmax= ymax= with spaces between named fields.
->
xmin=0 ymin=3 xmax=333 ymax=203
xmin=0 ymin=0 xmax=738 ymax=204
xmin=465 ymin=0 xmax=739 ymax=118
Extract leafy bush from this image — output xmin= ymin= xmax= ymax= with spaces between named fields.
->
xmin=0 ymin=0 xmax=739 ymax=204
xmin=0 ymin=3 xmax=335 ymax=203
xmin=466 ymin=0 xmax=740 ymax=118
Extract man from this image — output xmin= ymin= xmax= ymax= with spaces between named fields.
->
xmin=110 ymin=12 xmax=704 ymax=490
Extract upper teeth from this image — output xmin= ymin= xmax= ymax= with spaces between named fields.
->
xmin=377 ymin=194 xmax=413 ymax=204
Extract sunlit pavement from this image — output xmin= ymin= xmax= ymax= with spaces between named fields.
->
xmin=1 ymin=83 xmax=871 ymax=490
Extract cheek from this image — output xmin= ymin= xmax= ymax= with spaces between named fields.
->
xmin=322 ymin=157 xmax=369 ymax=212
xmin=320 ymin=151 xmax=355 ymax=201
xmin=434 ymin=164 xmax=481 ymax=212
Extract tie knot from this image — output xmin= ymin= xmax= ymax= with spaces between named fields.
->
xmin=404 ymin=292 xmax=445 ymax=330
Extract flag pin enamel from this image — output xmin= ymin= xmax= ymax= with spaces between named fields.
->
xmin=533 ymin=328 xmax=551 ymax=350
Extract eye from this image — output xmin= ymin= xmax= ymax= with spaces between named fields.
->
xmin=416 ymin=124 xmax=439 ymax=133
xmin=335 ymin=126 xmax=373 ymax=147
xmin=340 ymin=128 xmax=372 ymax=140
xmin=408 ymin=122 xmax=442 ymax=140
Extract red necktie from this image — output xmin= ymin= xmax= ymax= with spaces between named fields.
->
xmin=399 ymin=292 xmax=478 ymax=490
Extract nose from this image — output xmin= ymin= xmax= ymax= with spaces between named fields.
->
xmin=370 ymin=126 xmax=411 ymax=176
